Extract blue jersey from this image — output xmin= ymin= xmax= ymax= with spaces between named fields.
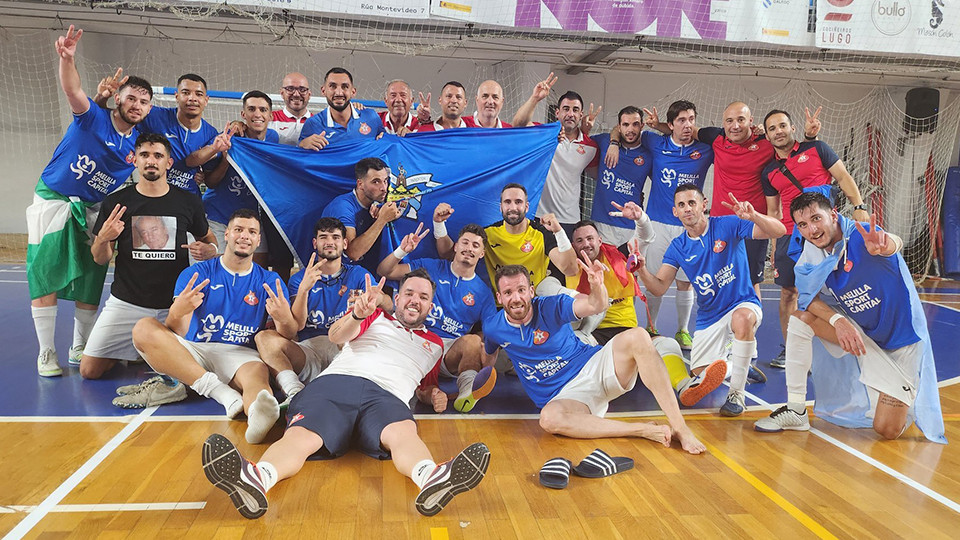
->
xmin=40 ymin=98 xmax=138 ymax=202
xmin=483 ymin=295 xmax=601 ymax=408
xmin=641 ymin=131 xmax=714 ymax=226
xmin=139 ymin=106 xmax=219 ymax=195
xmin=321 ymin=190 xmax=381 ymax=275
xmin=590 ymin=133 xmax=652 ymax=230
xmin=299 ymin=107 xmax=383 ymax=145
xmin=288 ymin=263 xmax=371 ymax=341
xmin=662 ymin=216 xmax=758 ymax=330
xmin=174 ymin=258 xmax=287 ymax=348
xmin=408 ymin=258 xmax=496 ymax=339
xmin=825 ymin=223 xmax=921 ymax=350
xmin=201 ymin=130 xmax=280 ymax=224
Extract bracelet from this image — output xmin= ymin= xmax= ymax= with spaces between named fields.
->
xmin=610 ymin=140 xmax=620 ymax=146
xmin=852 ymin=204 xmax=867 ymax=212
xmin=351 ymin=311 xmax=364 ymax=321
xmin=828 ymin=313 xmax=844 ymax=327
xmin=804 ymin=133 xmax=817 ymax=140
xmin=555 ymin=228 xmax=572 ymax=252
xmin=392 ymin=246 xmax=409 ymax=260
xmin=433 ymin=220 xmax=448 ymax=238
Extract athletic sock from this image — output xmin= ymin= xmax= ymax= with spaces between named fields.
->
xmin=729 ymin=339 xmax=756 ymax=392
xmin=786 ymin=316 xmax=815 ymax=407
xmin=662 ymin=351 xmax=689 ymax=390
xmin=245 ymin=390 xmax=279 ymax=444
xmin=276 ymin=370 xmax=305 ymax=397
xmin=645 ymin=293 xmax=662 ymax=330
xmin=256 ymin=461 xmax=279 ymax=492
xmin=675 ymin=289 xmax=695 ymax=332
xmin=31 ymin=305 xmax=57 ymax=352
xmin=190 ymin=372 xmax=243 ymax=418
xmin=73 ymin=307 xmax=97 ymax=348
xmin=411 ymin=459 xmax=438 ymax=488
xmin=456 ymin=369 xmax=478 ymax=398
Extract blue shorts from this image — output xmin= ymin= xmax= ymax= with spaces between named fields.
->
xmin=744 ymin=238 xmax=769 ymax=285
xmin=773 ymin=235 xmax=796 ymax=288
xmin=287 ymin=374 xmax=414 ymax=460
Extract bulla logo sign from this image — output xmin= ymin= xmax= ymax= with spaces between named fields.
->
xmin=871 ymin=0 xmax=912 ymax=36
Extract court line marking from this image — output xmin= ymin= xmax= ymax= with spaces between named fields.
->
xmin=922 ymin=299 xmax=960 ymax=313
xmin=704 ymin=441 xmax=838 ymax=539
xmin=743 ymin=389 xmax=960 ymax=515
xmin=0 ymin=502 xmax=205 ymax=514
xmin=2 ymin=406 xmax=158 ymax=540
xmin=939 ymin=376 xmax=960 ymax=388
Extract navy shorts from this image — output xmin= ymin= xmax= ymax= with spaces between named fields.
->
xmin=287 ymin=374 xmax=414 ymax=461
xmin=744 ymin=238 xmax=769 ymax=285
xmin=773 ymin=235 xmax=796 ymax=288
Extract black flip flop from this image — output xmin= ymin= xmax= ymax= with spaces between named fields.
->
xmin=572 ymin=449 xmax=634 ymax=478
xmin=539 ymin=457 xmax=572 ymax=489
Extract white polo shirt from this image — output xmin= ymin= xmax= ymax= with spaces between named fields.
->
xmin=536 ymin=131 xmax=599 ymax=224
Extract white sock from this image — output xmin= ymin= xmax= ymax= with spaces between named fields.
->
xmin=256 ymin=461 xmax=279 ymax=492
xmin=411 ymin=459 xmax=437 ymax=488
xmin=786 ymin=316 xmax=815 ymax=408
xmin=32 ymin=305 xmax=57 ymax=352
xmin=245 ymin=389 xmax=280 ymax=444
xmin=457 ymin=369 xmax=478 ymax=398
xmin=676 ymin=289 xmax=695 ymax=332
xmin=729 ymin=339 xmax=756 ymax=392
xmin=190 ymin=372 xmax=243 ymax=418
xmin=73 ymin=307 xmax=97 ymax=348
xmin=645 ymin=293 xmax=662 ymax=329
xmin=276 ymin=370 xmax=304 ymax=397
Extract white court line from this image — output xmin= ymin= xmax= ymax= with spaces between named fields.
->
xmin=939 ymin=375 xmax=960 ymax=388
xmin=0 ymin=502 xmax=205 ymax=514
xmin=741 ymin=388 xmax=960 ymax=516
xmin=2 ymin=406 xmax=158 ymax=540
xmin=921 ymin=299 xmax=960 ymax=313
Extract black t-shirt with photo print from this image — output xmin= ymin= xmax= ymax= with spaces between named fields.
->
xmin=94 ymin=184 xmax=209 ymax=309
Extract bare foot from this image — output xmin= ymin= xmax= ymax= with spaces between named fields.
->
xmin=672 ymin=426 xmax=706 ymax=455
xmin=636 ymin=422 xmax=671 ymax=448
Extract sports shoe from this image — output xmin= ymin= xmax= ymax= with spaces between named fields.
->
xmin=454 ymin=366 xmax=498 ymax=413
xmin=769 ymin=345 xmax=786 ymax=369
xmin=202 ymin=433 xmax=268 ymax=519
xmin=116 ymin=375 xmax=166 ymax=396
xmin=68 ymin=344 xmax=84 ymax=366
xmin=112 ymin=378 xmax=187 ymax=408
xmin=278 ymin=388 xmax=300 ymax=413
xmin=719 ymin=390 xmax=745 ymax=417
xmin=674 ymin=330 xmax=693 ymax=350
xmin=677 ymin=360 xmax=727 ymax=407
xmin=747 ymin=363 xmax=767 ymax=384
xmin=37 ymin=348 xmax=62 ymax=377
xmin=645 ymin=325 xmax=660 ymax=338
xmin=415 ymin=442 xmax=490 ymax=516
xmin=754 ymin=405 xmax=810 ymax=432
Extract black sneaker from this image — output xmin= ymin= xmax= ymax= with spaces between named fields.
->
xmin=415 ymin=442 xmax=490 ymax=516
xmin=202 ymin=434 xmax=268 ymax=519
xmin=769 ymin=346 xmax=786 ymax=369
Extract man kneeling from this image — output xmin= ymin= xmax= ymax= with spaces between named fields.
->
xmin=201 ymin=269 xmax=490 ymax=519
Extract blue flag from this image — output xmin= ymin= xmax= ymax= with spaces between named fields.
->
xmin=225 ymin=124 xmax=561 ymax=266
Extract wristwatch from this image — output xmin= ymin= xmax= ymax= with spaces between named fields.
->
xmin=852 ymin=204 xmax=867 ymax=211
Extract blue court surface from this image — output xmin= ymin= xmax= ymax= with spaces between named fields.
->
xmin=1 ymin=264 xmax=957 ymax=418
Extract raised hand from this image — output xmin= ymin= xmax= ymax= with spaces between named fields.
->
xmin=576 ymin=249 xmax=605 ymax=287
xmin=433 ymin=202 xmax=454 ymax=222
xmin=854 ymin=214 xmax=889 ymax=256
xmin=416 ymin=92 xmax=432 ymax=123
xmin=804 ymin=106 xmax=823 ymax=139
xmin=297 ymin=252 xmax=323 ymax=295
xmin=719 ymin=192 xmax=756 ymax=220
xmin=97 ymin=67 xmax=127 ymax=102
xmin=262 ymin=278 xmax=291 ymax=319
xmin=642 ymin=107 xmax=660 ymax=128
xmin=400 ymin=222 xmax=430 ymax=253
xmin=610 ymin=200 xmax=644 ymax=221
xmin=531 ymin=72 xmax=558 ymax=103
xmin=539 ymin=213 xmax=562 ymax=233
xmin=582 ymin=103 xmax=602 ymax=134
xmin=97 ymin=204 xmax=126 ymax=243
xmin=170 ymin=272 xmax=210 ymax=317
xmin=55 ymin=25 xmax=83 ymax=60
xmin=299 ymin=131 xmax=329 ymax=151
xmin=353 ymin=274 xmax=386 ymax=319
xmin=376 ymin=201 xmax=404 ymax=223
xmin=212 ymin=122 xmax=237 ymax=153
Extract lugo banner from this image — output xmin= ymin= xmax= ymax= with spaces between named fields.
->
xmin=816 ymin=0 xmax=960 ymax=56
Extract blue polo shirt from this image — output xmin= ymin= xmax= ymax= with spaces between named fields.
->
xmin=299 ymin=106 xmax=383 ymax=146
xmin=288 ymin=263 xmax=372 ymax=341
xmin=138 ymin=106 xmax=219 ymax=195
xmin=408 ymin=258 xmax=496 ymax=339
xmin=641 ymin=131 xmax=714 ymax=226
xmin=590 ymin=133 xmax=652 ymax=230
xmin=201 ymin=129 xmax=280 ymax=224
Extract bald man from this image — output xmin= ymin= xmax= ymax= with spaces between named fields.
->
xmin=270 ymin=72 xmax=313 ymax=145
xmin=464 ymin=80 xmax=512 ymax=128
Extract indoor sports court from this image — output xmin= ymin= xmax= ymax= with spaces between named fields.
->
xmin=2 ymin=1 xmax=960 ymax=538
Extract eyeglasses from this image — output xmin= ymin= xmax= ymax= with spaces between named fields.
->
xmin=282 ymin=86 xmax=310 ymax=94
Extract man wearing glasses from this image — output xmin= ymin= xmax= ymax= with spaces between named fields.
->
xmin=270 ymin=72 xmax=313 ymax=146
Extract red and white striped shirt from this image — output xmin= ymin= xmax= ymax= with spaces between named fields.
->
xmin=270 ymin=108 xmax=313 ymax=146
xmin=378 ymin=110 xmax=420 ymax=134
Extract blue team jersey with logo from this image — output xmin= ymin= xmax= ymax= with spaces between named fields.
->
xmin=139 ymin=106 xmax=219 ymax=195
xmin=174 ymin=257 xmax=287 ymax=348
xmin=408 ymin=258 xmax=496 ymax=339
xmin=662 ymin=216 xmax=758 ymax=330
xmin=299 ymin=107 xmax=384 ymax=145
xmin=641 ymin=131 xmax=714 ymax=226
xmin=590 ymin=133 xmax=652 ymax=229
xmin=825 ymin=225 xmax=921 ymax=350
xmin=321 ymin=191 xmax=381 ymax=275
xmin=287 ymin=263 xmax=372 ymax=341
xmin=40 ymin=98 xmax=138 ymax=202
xmin=483 ymin=295 xmax=601 ymax=408
xmin=202 ymin=130 xmax=280 ymax=224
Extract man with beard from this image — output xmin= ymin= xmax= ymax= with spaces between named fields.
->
xmin=28 ymin=25 xmax=154 ymax=377
xmin=415 ymin=81 xmax=477 ymax=131
xmin=463 ymin=80 xmax=512 ymax=128
xmin=321 ymin=158 xmax=404 ymax=276
xmin=270 ymin=72 xmax=313 ymax=146
xmin=81 ymin=133 xmax=217 ymax=383
xmin=201 ymin=269 xmax=491 ymax=519
xmin=132 ymin=209 xmax=297 ymax=444
xmin=378 ymin=221 xmax=497 ymax=413
xmin=633 ymin=185 xmax=786 ymax=416
xmin=299 ymin=67 xmax=383 ymax=150
xmin=483 ymin=262 xmax=706 ymax=454
xmin=378 ymin=79 xmax=431 ymax=135
xmin=255 ymin=217 xmax=392 ymax=404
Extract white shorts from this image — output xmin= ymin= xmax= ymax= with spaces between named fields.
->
xmin=439 ymin=336 xmax=459 ymax=378
xmin=209 ymin=220 xmax=268 ymax=254
xmin=646 ymin=220 xmax=687 ymax=281
xmin=690 ymin=302 xmax=762 ymax=371
xmin=549 ymin=340 xmax=636 ymax=417
xmin=820 ymin=319 xmax=920 ymax=406
xmin=85 ymin=295 xmax=168 ymax=362
xmin=295 ymin=334 xmax=340 ymax=383
xmin=594 ymin=221 xmax=633 ymax=250
xmin=172 ymin=334 xmax=264 ymax=384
